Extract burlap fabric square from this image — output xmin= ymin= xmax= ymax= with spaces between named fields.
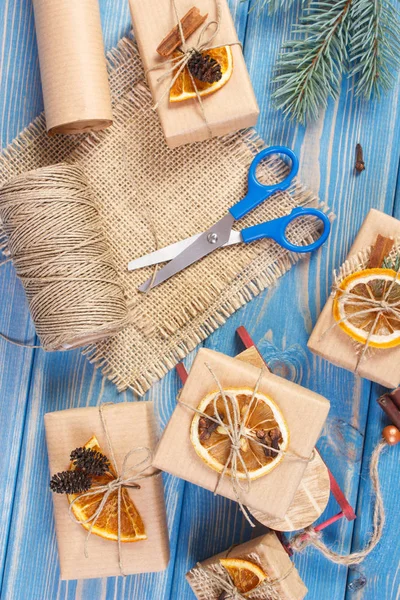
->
xmin=0 ymin=36 xmax=330 ymax=394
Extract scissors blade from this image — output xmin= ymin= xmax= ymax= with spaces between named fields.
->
xmin=127 ymin=232 xmax=203 ymax=271
xmin=138 ymin=213 xmax=235 ymax=292
xmin=128 ymin=230 xmax=243 ymax=271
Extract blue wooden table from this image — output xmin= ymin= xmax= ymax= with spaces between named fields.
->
xmin=1 ymin=1 xmax=399 ymax=598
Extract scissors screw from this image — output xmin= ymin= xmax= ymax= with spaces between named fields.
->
xmin=207 ymin=232 xmax=219 ymax=244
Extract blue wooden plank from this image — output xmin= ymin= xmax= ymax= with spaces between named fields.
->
xmin=345 ymin=170 xmax=400 ymax=600
xmin=241 ymin=1 xmax=400 ymax=598
xmin=0 ymin=348 xmax=190 ymax=600
xmin=345 ymin=383 xmax=400 ymax=600
xmin=0 ymin=0 xmax=400 ymax=598
xmin=0 ymin=0 xmax=43 ymax=584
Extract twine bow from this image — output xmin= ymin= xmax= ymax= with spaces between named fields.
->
xmin=68 ymin=403 xmax=160 ymax=576
xmin=326 ymin=265 xmax=400 ymax=369
xmin=180 ymin=364 xmax=312 ymax=526
xmin=148 ymin=0 xmax=240 ymax=136
xmin=193 ymin=559 xmax=295 ymax=600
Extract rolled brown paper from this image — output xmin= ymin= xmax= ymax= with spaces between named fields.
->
xmin=32 ymin=0 xmax=113 ymax=135
xmin=377 ymin=394 xmax=400 ymax=430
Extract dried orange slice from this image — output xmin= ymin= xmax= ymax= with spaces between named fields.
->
xmin=68 ymin=435 xmax=147 ymax=543
xmin=333 ymin=268 xmax=400 ymax=348
xmin=169 ymin=46 xmax=233 ymax=103
xmin=190 ymin=387 xmax=289 ymax=480
xmin=219 ymin=558 xmax=267 ymax=593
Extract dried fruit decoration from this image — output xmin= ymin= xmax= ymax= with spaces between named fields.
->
xmin=219 ymin=558 xmax=267 ymax=594
xmin=50 ymin=435 xmax=147 ymax=543
xmin=170 ymin=46 xmax=233 ymax=103
xmin=190 ymin=387 xmax=289 ymax=481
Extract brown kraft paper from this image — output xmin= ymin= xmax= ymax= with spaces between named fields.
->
xmin=186 ymin=532 xmax=308 ymax=600
xmin=32 ymin=0 xmax=113 ymax=135
xmin=45 ymin=402 xmax=169 ymax=580
xmin=153 ymin=348 xmax=330 ymax=519
xmin=308 ymin=208 xmax=400 ymax=388
xmin=129 ymin=0 xmax=259 ymax=147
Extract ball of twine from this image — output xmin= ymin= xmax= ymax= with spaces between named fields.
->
xmin=0 ymin=164 xmax=129 ymax=350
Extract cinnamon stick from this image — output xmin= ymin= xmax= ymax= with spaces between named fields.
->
xmin=156 ymin=7 xmax=208 ymax=57
xmin=367 ymin=234 xmax=394 ymax=268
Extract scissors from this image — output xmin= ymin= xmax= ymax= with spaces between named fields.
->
xmin=129 ymin=146 xmax=331 ymax=292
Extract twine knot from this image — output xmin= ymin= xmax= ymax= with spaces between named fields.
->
xmin=290 ymin=526 xmax=321 ymax=552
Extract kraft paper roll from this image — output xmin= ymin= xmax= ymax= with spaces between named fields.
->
xmin=32 ymin=0 xmax=113 ymax=135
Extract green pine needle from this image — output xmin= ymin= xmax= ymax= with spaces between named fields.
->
xmin=272 ymin=0 xmax=353 ymax=123
xmin=349 ymin=0 xmax=400 ymax=98
xmin=383 ymin=254 xmax=400 ymax=271
xmin=250 ymin=0 xmax=297 ymax=15
xmin=270 ymin=0 xmax=400 ymax=122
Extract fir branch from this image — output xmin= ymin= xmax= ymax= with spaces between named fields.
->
xmin=250 ymin=0 xmax=297 ymax=15
xmin=272 ymin=0 xmax=353 ymax=123
xmin=383 ymin=254 xmax=400 ymax=271
xmin=349 ymin=0 xmax=400 ymax=98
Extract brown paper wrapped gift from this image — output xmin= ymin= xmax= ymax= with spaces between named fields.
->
xmin=128 ymin=0 xmax=259 ymax=147
xmin=45 ymin=402 xmax=169 ymax=580
xmin=153 ymin=348 xmax=330 ymax=519
xmin=186 ymin=532 xmax=307 ymax=599
xmin=308 ymin=208 xmax=400 ymax=388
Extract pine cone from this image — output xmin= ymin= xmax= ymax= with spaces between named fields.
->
xmin=50 ymin=470 xmax=92 ymax=494
xmin=70 ymin=447 xmax=110 ymax=476
xmin=187 ymin=51 xmax=222 ymax=84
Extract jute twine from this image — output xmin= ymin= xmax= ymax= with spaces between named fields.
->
xmin=148 ymin=0 xmax=242 ymax=136
xmin=322 ymin=241 xmax=400 ymax=370
xmin=290 ymin=439 xmax=387 ymax=565
xmin=180 ymin=364 xmax=313 ymax=526
xmin=189 ymin=554 xmax=295 ymax=600
xmin=68 ymin=403 xmax=161 ymax=576
xmin=0 ymin=164 xmax=129 ymax=351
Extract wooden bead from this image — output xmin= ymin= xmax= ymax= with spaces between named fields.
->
xmin=382 ymin=425 xmax=400 ymax=446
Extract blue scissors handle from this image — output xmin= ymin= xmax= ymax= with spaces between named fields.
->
xmin=241 ymin=207 xmax=331 ymax=253
xmin=229 ymin=146 xmax=299 ymax=221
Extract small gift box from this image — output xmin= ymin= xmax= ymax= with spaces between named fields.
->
xmin=129 ymin=0 xmax=259 ymax=148
xmin=153 ymin=348 xmax=330 ymax=519
xmin=308 ymin=208 xmax=400 ymax=388
xmin=45 ymin=402 xmax=169 ymax=580
xmin=186 ymin=532 xmax=308 ymax=599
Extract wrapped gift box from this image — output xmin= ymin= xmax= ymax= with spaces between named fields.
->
xmin=45 ymin=402 xmax=170 ymax=580
xmin=129 ymin=0 xmax=259 ymax=147
xmin=186 ymin=532 xmax=308 ymax=599
xmin=153 ymin=348 xmax=330 ymax=519
xmin=308 ymin=208 xmax=400 ymax=388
